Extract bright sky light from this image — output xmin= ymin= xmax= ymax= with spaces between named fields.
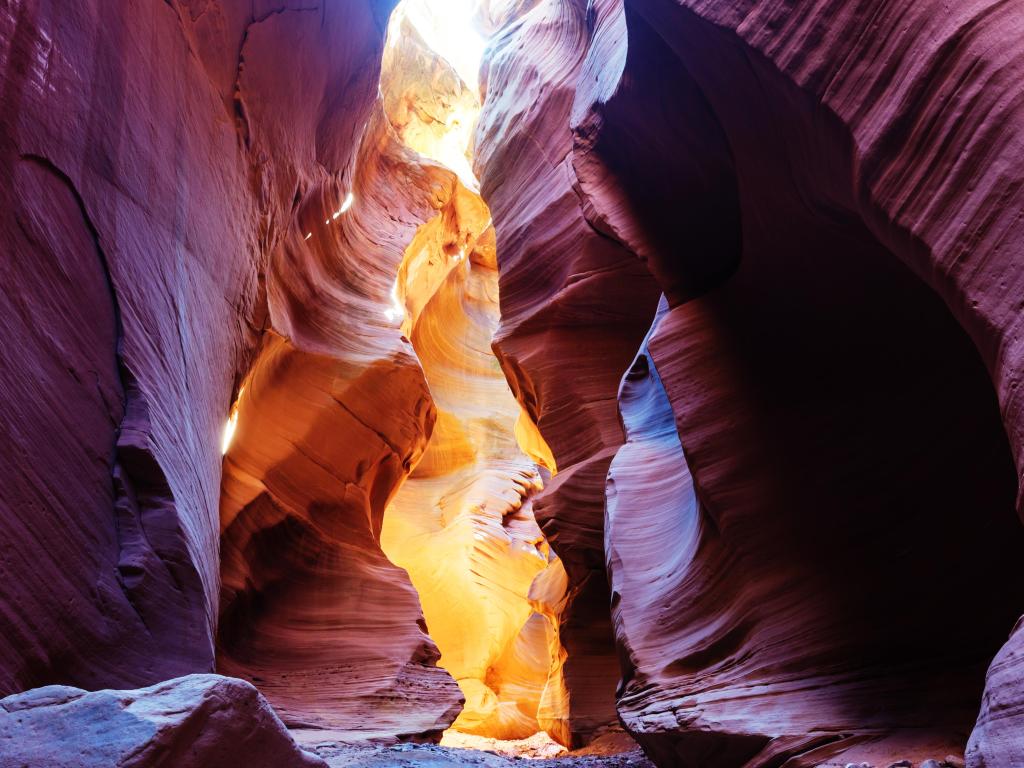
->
xmin=398 ymin=0 xmax=487 ymax=92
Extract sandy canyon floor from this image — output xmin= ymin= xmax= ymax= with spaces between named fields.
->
xmin=301 ymin=731 xmax=655 ymax=767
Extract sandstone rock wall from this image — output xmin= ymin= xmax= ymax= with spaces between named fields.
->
xmin=216 ymin=93 xmax=465 ymax=741
xmin=569 ymin=0 xmax=1024 ymax=765
xmin=376 ymin=13 xmax=568 ymax=743
xmin=474 ymin=0 xmax=661 ymax=744
xmin=5 ymin=0 xmax=1024 ymax=763
xmin=0 ymin=0 xmax=388 ymax=694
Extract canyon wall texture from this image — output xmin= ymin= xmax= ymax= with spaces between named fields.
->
xmin=474 ymin=0 xmax=661 ymax=746
xmin=379 ymin=178 xmax=569 ymax=740
xmin=4 ymin=0 xmax=1024 ymax=764
xmin=0 ymin=0 xmax=253 ymax=695
xmin=0 ymin=0 xmax=468 ymax=742
xmin=216 ymin=37 xmax=465 ymax=744
xmin=471 ymin=0 xmax=1024 ymax=764
xmin=568 ymin=0 xmax=1024 ymax=766
xmin=0 ymin=0 xmax=566 ymax=747
xmin=376 ymin=14 xmax=568 ymax=743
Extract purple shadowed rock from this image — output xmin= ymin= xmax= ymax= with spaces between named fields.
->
xmin=0 ymin=674 xmax=325 ymax=768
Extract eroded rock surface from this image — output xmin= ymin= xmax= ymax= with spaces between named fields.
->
xmin=474 ymin=0 xmax=661 ymax=745
xmin=967 ymin=619 xmax=1024 ymax=768
xmin=217 ymin=98 xmax=464 ymax=738
xmin=0 ymin=0 xmax=466 ymax=744
xmin=569 ymin=0 xmax=1024 ymax=765
xmin=0 ymin=674 xmax=324 ymax=768
xmin=0 ymin=0 xmax=392 ymax=696
xmin=378 ymin=12 xmax=569 ymax=743
xmin=4 ymin=0 xmax=1024 ymax=765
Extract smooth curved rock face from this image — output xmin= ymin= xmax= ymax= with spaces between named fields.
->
xmin=605 ymin=296 xmax=703 ymax=749
xmin=216 ymin=331 xmax=459 ymax=739
xmin=7 ymin=0 xmax=1024 ymax=764
xmin=381 ymin=213 xmax=569 ymax=739
xmin=382 ymin=11 xmax=480 ymax=189
xmin=0 ymin=674 xmax=325 ymax=768
xmin=0 ymin=0 xmax=389 ymax=696
xmin=968 ymin=619 xmax=1024 ymax=768
xmin=1 ymin=0 xmax=462 ymax=741
xmin=217 ymin=95 xmax=465 ymax=738
xmin=474 ymin=0 xmax=661 ymax=744
xmin=380 ymin=187 xmax=568 ymax=741
xmin=570 ymin=0 xmax=1024 ymax=765
xmin=378 ymin=15 xmax=568 ymax=743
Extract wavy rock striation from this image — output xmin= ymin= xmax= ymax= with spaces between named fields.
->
xmin=216 ymin=94 xmax=465 ymax=737
xmin=0 ymin=0 xmax=388 ymax=696
xmin=5 ymin=0 xmax=1024 ymax=764
xmin=474 ymin=0 xmax=661 ymax=745
xmin=569 ymin=0 xmax=1024 ymax=765
xmin=967 ymin=618 xmax=1024 ymax=768
xmin=0 ymin=0 xmax=469 ymax=743
xmin=380 ymin=191 xmax=569 ymax=740
xmin=378 ymin=12 xmax=568 ymax=743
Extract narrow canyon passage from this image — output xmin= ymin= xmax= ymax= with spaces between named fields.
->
xmin=218 ymin=0 xmax=572 ymax=751
xmin=377 ymin=0 xmax=569 ymax=743
xmin=2 ymin=2 xmax=1024 ymax=768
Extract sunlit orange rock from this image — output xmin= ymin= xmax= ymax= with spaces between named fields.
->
xmin=216 ymin=83 xmax=467 ymax=735
xmin=381 ymin=207 xmax=568 ymax=740
xmin=382 ymin=10 xmax=481 ymax=190
xmin=0 ymin=0 xmax=391 ymax=697
xmin=377 ymin=10 xmax=569 ymax=744
xmin=473 ymin=0 xmax=661 ymax=745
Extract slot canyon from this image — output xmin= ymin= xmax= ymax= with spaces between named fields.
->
xmin=0 ymin=0 xmax=1023 ymax=767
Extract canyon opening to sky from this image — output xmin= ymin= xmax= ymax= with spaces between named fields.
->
xmin=2 ymin=2 xmax=1024 ymax=768
xmin=217 ymin=0 xmax=574 ymax=754
xmin=376 ymin=0 xmax=571 ymax=749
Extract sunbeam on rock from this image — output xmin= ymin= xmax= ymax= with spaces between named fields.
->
xmin=1 ymin=1 xmax=1023 ymax=767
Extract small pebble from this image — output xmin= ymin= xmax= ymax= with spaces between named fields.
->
xmin=885 ymin=762 xmax=912 ymax=768
xmin=920 ymin=761 xmax=942 ymax=768
xmin=943 ymin=757 xmax=966 ymax=768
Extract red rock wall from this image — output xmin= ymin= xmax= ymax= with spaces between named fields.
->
xmin=570 ymin=0 xmax=1024 ymax=765
xmin=217 ymin=101 xmax=465 ymax=738
xmin=0 ymin=0 xmax=395 ymax=702
xmin=474 ymin=0 xmax=661 ymax=745
xmin=6 ymin=0 xmax=1024 ymax=762
xmin=968 ymin=619 xmax=1024 ymax=768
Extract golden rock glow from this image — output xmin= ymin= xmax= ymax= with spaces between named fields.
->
xmin=220 ymin=386 xmax=244 ymax=455
xmin=396 ymin=0 xmax=486 ymax=92
xmin=380 ymin=187 xmax=566 ymax=740
xmin=379 ymin=1 xmax=567 ymax=745
xmin=383 ymin=7 xmax=482 ymax=190
xmin=515 ymin=408 xmax=558 ymax=474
